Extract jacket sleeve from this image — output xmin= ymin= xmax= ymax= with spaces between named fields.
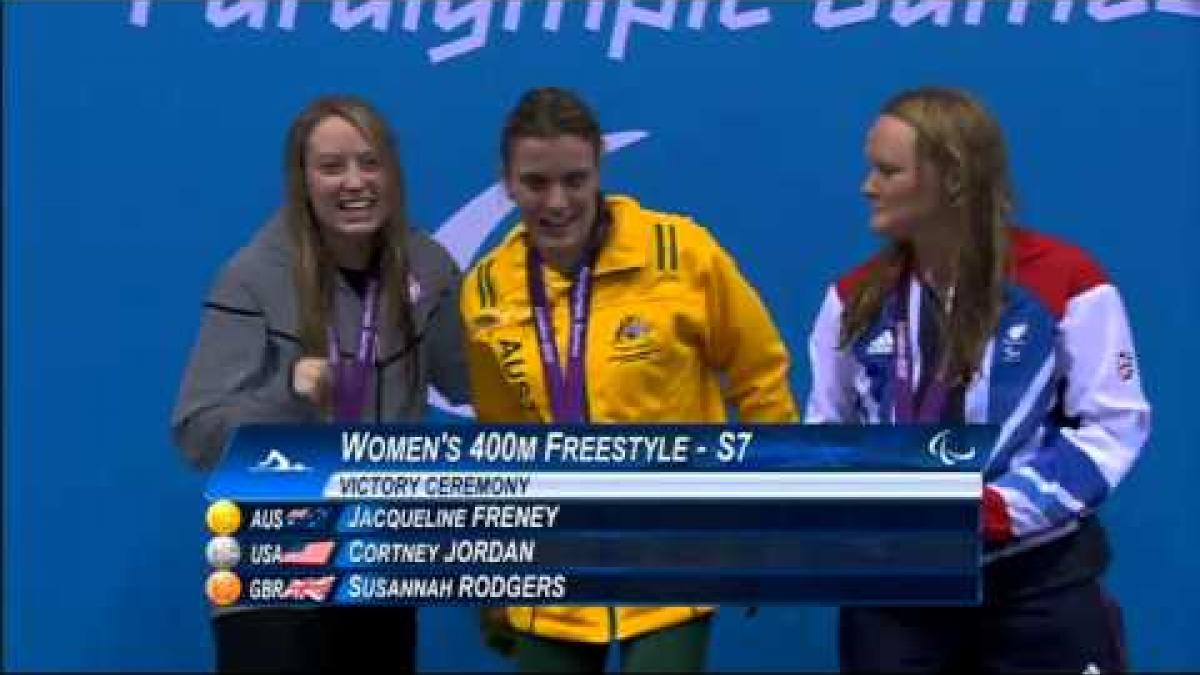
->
xmin=804 ymin=285 xmax=859 ymax=424
xmin=170 ymin=259 xmax=318 ymax=471
xmin=702 ymin=233 xmax=800 ymax=423
xmin=459 ymin=262 xmax=531 ymax=423
xmin=985 ymin=277 xmax=1151 ymax=543
xmin=418 ymin=238 xmax=473 ymax=407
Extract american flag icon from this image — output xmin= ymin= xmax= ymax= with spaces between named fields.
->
xmin=281 ymin=540 xmax=336 ymax=566
xmin=280 ymin=575 xmax=337 ymax=602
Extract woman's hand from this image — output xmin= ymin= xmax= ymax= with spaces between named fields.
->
xmin=291 ymin=357 xmax=332 ymax=407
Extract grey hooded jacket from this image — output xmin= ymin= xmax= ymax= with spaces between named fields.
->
xmin=171 ymin=214 xmax=471 ymax=471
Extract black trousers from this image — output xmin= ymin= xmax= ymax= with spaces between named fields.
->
xmin=839 ymin=519 xmax=1126 ymax=673
xmin=212 ymin=606 xmax=415 ymax=673
xmin=840 ymin=580 xmax=1126 ymax=673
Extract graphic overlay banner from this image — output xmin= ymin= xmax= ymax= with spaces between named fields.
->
xmin=203 ymin=425 xmax=991 ymax=607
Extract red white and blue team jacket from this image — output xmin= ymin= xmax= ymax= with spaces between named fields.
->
xmin=805 ymin=227 xmax=1151 ymax=562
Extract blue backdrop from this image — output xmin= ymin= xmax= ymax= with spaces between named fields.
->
xmin=5 ymin=1 xmax=1198 ymax=671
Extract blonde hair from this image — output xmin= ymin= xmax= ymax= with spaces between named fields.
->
xmin=281 ymin=96 xmax=416 ymax=372
xmin=841 ymin=87 xmax=1014 ymax=383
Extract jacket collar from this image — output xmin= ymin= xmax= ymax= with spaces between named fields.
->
xmin=502 ymin=193 xmax=649 ymax=278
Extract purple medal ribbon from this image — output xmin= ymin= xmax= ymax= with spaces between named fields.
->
xmin=892 ymin=277 xmax=952 ymax=423
xmin=327 ymin=279 xmax=379 ymax=422
xmin=527 ymin=247 xmax=595 ymax=423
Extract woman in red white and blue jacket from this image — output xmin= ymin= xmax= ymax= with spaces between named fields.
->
xmin=805 ymin=87 xmax=1151 ymax=673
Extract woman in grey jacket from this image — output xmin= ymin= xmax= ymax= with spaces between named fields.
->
xmin=172 ymin=96 xmax=470 ymax=672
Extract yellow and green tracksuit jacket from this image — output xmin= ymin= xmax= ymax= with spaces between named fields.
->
xmin=460 ymin=194 xmax=799 ymax=643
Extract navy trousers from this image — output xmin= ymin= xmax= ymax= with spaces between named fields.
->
xmin=840 ymin=519 xmax=1127 ymax=673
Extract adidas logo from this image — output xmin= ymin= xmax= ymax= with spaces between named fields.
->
xmin=867 ymin=329 xmax=894 ymax=355
xmin=1082 ymin=663 xmax=1102 ymax=675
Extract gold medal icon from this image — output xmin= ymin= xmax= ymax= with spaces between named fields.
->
xmin=206 ymin=570 xmax=242 ymax=607
xmin=206 ymin=500 xmax=242 ymax=536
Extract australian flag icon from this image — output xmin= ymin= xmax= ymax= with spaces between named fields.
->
xmin=283 ymin=506 xmax=334 ymax=531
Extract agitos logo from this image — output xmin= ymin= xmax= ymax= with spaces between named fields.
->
xmin=926 ymin=429 xmax=977 ymax=468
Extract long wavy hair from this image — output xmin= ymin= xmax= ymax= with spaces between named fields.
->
xmin=281 ymin=96 xmax=416 ymax=371
xmin=840 ymin=87 xmax=1014 ymax=383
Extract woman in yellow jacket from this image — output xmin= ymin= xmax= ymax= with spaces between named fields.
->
xmin=461 ymin=87 xmax=799 ymax=672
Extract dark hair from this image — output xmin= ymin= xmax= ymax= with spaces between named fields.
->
xmin=281 ymin=96 xmax=416 ymax=383
xmin=840 ymin=86 xmax=1014 ymax=384
xmin=501 ymin=87 xmax=603 ymax=171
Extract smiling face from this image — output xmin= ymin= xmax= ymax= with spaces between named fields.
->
xmin=304 ymin=115 xmax=389 ymax=242
xmin=504 ymin=134 xmax=601 ymax=270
